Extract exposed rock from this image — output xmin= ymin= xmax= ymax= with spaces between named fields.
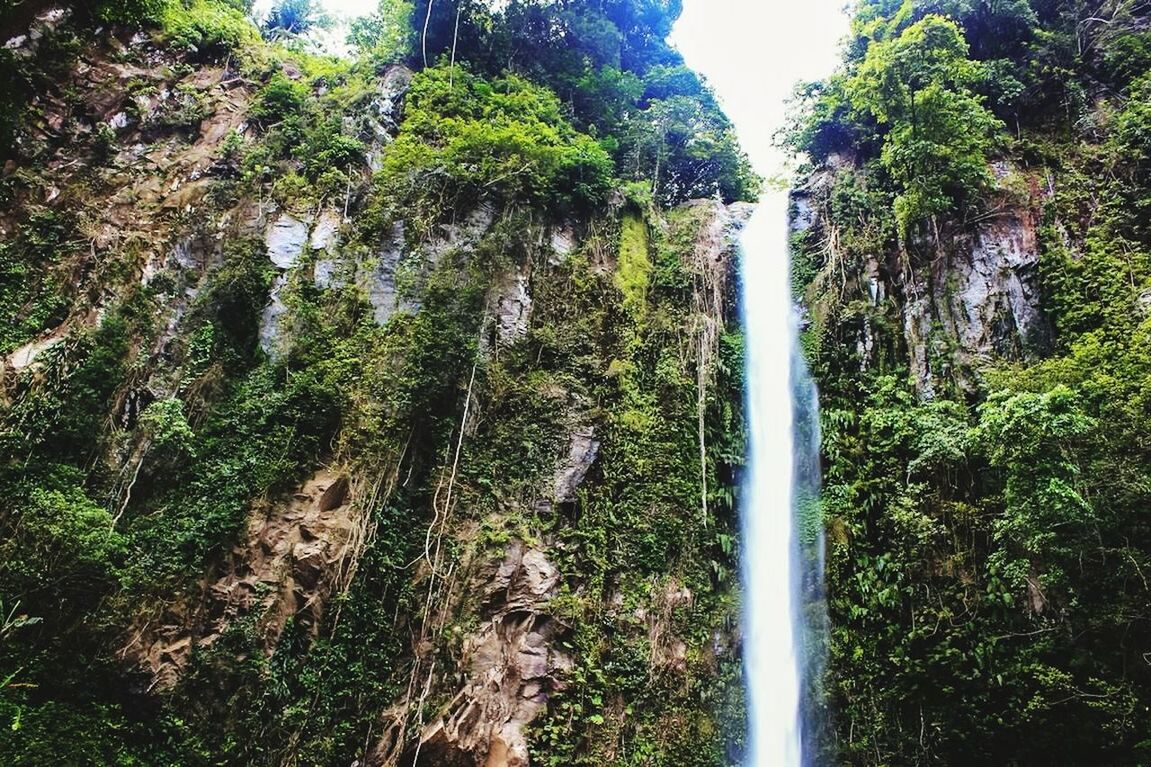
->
xmin=1139 ymin=287 xmax=1151 ymax=314
xmin=124 ymin=469 xmax=364 ymax=690
xmin=905 ymin=197 xmax=1051 ymax=394
xmin=362 ymin=222 xmax=407 ymax=324
xmin=553 ymin=426 xmax=600 ymax=504
xmin=548 ymin=226 xmax=577 ymax=262
xmin=364 ymin=65 xmax=413 ymax=170
xmin=645 ymin=579 xmax=694 ymax=674
xmin=5 ymin=334 xmax=63 ymax=372
xmin=363 ymin=205 xmax=496 ymax=325
xmin=791 ymin=156 xmax=1051 ymax=396
xmin=314 ymin=258 xmax=347 ymax=289
xmin=425 ymin=203 xmax=496 ymax=263
xmin=377 ymin=542 xmax=569 ymax=767
xmin=265 ymin=212 xmax=310 ymax=269
xmin=310 ymin=208 xmax=342 ymax=252
xmin=494 ymin=271 xmax=532 ymax=346
xmin=258 ymin=272 xmax=291 ymax=356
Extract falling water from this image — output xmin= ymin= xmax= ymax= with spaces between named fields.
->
xmin=667 ymin=4 xmax=845 ymax=764
xmin=739 ymin=189 xmax=825 ymax=767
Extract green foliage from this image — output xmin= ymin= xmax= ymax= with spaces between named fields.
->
xmin=400 ymin=0 xmax=757 ymax=206
xmin=793 ymin=3 xmax=1151 ymax=762
xmin=301 ymin=126 xmax=364 ymax=177
xmin=1 ymin=475 xmax=125 ymax=599
xmin=616 ymin=211 xmax=652 ymax=318
xmin=251 ymin=72 xmax=308 ymax=123
xmin=378 ymin=65 xmax=613 ymax=217
xmin=140 ymin=398 xmax=197 ymax=459
xmin=160 ymin=0 xmax=259 ymax=59
xmin=0 ymin=3 xmax=752 ymax=764
xmin=0 ymin=208 xmax=75 ymax=355
xmin=347 ymin=0 xmax=414 ymax=61
xmin=978 ymin=387 xmax=1094 ymax=591
xmin=92 ymin=0 xmax=169 ymax=25
xmin=261 ymin=0 xmax=330 ymax=40
xmin=619 ymin=91 xmax=761 ymax=206
xmin=845 ymin=15 xmax=1002 ymax=238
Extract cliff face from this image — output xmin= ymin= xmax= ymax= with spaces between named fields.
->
xmin=0 ymin=4 xmax=754 ymax=765
xmin=790 ymin=3 xmax=1151 ymax=764
xmin=793 ymin=157 xmax=1052 ymax=397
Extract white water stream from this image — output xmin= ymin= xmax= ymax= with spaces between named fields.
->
xmin=739 ymin=193 xmax=803 ymax=766
xmin=738 ymin=190 xmax=826 ymax=765
xmin=671 ymin=4 xmax=848 ymax=764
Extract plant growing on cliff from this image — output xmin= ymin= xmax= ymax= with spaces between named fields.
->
xmin=846 ymin=15 xmax=1002 ymax=239
xmin=378 ymin=65 xmax=613 ymax=217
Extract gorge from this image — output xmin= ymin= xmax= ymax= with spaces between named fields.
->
xmin=3 ymin=0 xmax=1151 ymax=765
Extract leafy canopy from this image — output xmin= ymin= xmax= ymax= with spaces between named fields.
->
xmin=846 ymin=15 xmax=1002 ymax=237
xmin=379 ymin=65 xmax=614 ymax=214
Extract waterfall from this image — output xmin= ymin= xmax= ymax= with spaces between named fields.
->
xmin=667 ymin=5 xmax=846 ymax=764
xmin=740 ymin=189 xmax=825 ymax=766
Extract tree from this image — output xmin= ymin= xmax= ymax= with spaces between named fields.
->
xmin=846 ymin=15 xmax=1002 ymax=238
xmin=347 ymin=0 xmax=414 ymax=61
xmin=261 ymin=0 xmax=330 ymax=40
xmin=976 ymin=386 xmax=1094 ymax=596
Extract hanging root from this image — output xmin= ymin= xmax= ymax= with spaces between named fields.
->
xmin=391 ymin=321 xmax=486 ymax=762
xmin=688 ymin=205 xmax=730 ymax=524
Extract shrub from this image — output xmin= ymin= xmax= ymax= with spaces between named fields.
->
xmin=846 ymin=15 xmax=1002 ymax=238
xmin=379 ymin=65 xmax=614 ymax=215
xmin=252 ymin=72 xmax=309 ymax=124
xmin=160 ymin=0 xmax=259 ymax=60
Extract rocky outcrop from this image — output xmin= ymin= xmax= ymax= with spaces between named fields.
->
xmin=259 ymin=209 xmax=344 ymax=355
xmin=368 ymin=399 xmax=611 ymax=767
xmin=904 ymin=196 xmax=1051 ymax=394
xmin=792 ymin=159 xmax=1051 ymax=395
xmin=124 ymin=469 xmax=366 ymax=690
xmin=552 ymin=426 xmax=600 ymax=504
xmin=372 ymin=541 xmax=570 ymax=760
xmin=372 ymin=542 xmax=570 ymax=767
xmin=493 ymin=270 xmax=533 ymax=347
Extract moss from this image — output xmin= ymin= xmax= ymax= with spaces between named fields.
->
xmin=615 ymin=211 xmax=652 ymax=321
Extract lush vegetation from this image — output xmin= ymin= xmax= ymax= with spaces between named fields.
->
xmin=377 ymin=65 xmax=614 ymax=216
xmin=0 ymin=0 xmax=753 ymax=764
xmin=790 ymin=0 xmax=1151 ymax=762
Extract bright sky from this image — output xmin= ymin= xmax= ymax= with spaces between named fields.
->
xmin=300 ymin=0 xmax=851 ymax=174
xmin=672 ymin=0 xmax=849 ymax=175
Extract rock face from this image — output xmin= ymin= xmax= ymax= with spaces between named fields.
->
xmin=792 ymin=159 xmax=1051 ymax=396
xmin=373 ymin=542 xmax=570 ymax=767
xmin=493 ymin=271 xmax=533 ymax=347
xmin=1 ymin=12 xmax=750 ymax=762
xmin=553 ymin=427 xmax=600 ymax=504
xmin=362 ymin=222 xmax=409 ymax=324
xmin=367 ymin=403 xmax=616 ymax=767
xmin=904 ymin=201 xmax=1051 ymax=394
xmin=4 ymin=334 xmax=63 ymax=372
xmin=124 ymin=469 xmax=365 ymax=690
xmin=265 ymin=213 xmax=309 ymax=269
xmin=363 ymin=66 xmax=413 ymax=171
